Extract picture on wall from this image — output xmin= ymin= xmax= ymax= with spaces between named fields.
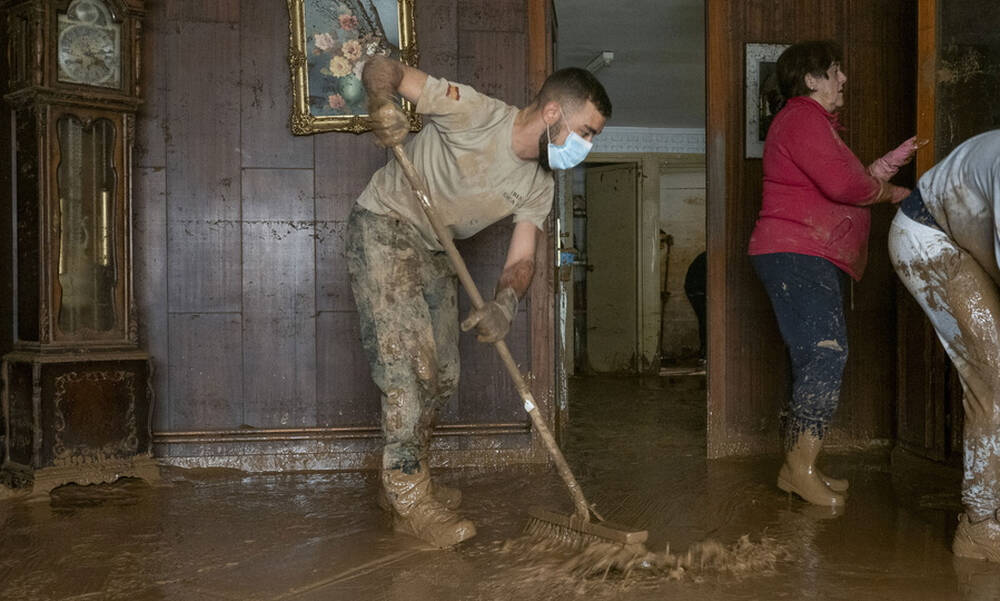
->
xmin=287 ymin=0 xmax=419 ymax=134
xmin=745 ymin=43 xmax=789 ymax=158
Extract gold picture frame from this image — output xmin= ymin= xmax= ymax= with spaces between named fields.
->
xmin=287 ymin=0 xmax=419 ymax=135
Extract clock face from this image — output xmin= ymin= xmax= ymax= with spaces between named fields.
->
xmin=57 ymin=21 xmax=121 ymax=88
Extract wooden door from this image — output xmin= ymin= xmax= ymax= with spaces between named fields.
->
xmin=585 ymin=163 xmax=638 ymax=373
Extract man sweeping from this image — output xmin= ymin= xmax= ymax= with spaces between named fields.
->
xmin=345 ymin=55 xmax=611 ymax=548
xmin=888 ymin=130 xmax=1000 ymax=561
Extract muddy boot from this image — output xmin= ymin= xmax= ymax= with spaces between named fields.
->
xmin=953 ymin=511 xmax=1000 ymax=562
xmin=383 ymin=467 xmax=476 ymax=548
xmin=377 ymin=481 xmax=462 ymax=511
xmin=777 ymin=432 xmax=844 ymax=507
xmin=816 ymin=468 xmax=849 ymax=492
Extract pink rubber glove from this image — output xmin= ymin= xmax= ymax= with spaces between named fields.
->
xmin=868 ymin=136 xmax=926 ymax=180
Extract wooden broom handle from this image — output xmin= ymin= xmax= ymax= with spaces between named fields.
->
xmin=391 ymin=145 xmax=594 ymax=522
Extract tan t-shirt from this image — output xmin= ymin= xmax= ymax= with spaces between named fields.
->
xmin=356 ymin=75 xmax=554 ymax=250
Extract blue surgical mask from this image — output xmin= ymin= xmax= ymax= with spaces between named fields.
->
xmin=546 ymin=111 xmax=593 ymax=170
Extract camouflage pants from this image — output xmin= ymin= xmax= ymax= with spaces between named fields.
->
xmin=345 ymin=206 xmax=459 ymax=474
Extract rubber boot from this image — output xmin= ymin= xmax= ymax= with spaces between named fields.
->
xmin=953 ymin=511 xmax=1000 ymax=562
xmin=777 ymin=432 xmax=844 ymax=507
xmin=816 ymin=469 xmax=849 ymax=492
xmin=382 ymin=465 xmax=476 ymax=548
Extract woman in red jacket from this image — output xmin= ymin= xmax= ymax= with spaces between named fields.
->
xmin=748 ymin=40 xmax=917 ymax=508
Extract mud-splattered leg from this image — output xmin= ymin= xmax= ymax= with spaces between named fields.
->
xmin=751 ymin=252 xmax=848 ymax=506
xmin=750 ymin=253 xmax=849 ymax=444
xmin=345 ymin=206 xmax=475 ymax=547
xmin=890 ymin=212 xmax=1000 ymax=560
xmin=890 ymin=213 xmax=1000 ymax=518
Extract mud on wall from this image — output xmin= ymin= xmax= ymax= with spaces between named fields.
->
xmin=935 ymin=0 xmax=1000 ymax=157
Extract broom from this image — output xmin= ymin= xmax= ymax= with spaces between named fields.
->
xmin=390 ymin=144 xmax=648 ymax=548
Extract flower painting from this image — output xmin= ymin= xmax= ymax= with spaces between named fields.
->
xmin=288 ymin=0 xmax=418 ymax=134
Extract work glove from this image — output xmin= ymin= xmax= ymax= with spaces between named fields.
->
xmin=460 ymin=287 xmax=519 ymax=343
xmin=368 ymin=94 xmax=409 ymax=148
xmin=868 ymin=136 xmax=927 ymax=180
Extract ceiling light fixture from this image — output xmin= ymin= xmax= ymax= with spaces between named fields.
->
xmin=585 ymin=51 xmax=614 ymax=74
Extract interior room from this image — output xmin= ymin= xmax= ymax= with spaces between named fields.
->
xmin=2 ymin=0 xmax=999 ymax=599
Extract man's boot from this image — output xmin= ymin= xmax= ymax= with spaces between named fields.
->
xmin=383 ymin=465 xmax=476 ymax=548
xmin=377 ymin=481 xmax=462 ymax=511
xmin=953 ymin=511 xmax=1000 ymax=562
xmin=777 ymin=431 xmax=845 ymax=507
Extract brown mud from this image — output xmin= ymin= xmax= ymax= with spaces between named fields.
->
xmin=0 ymin=375 xmax=996 ymax=600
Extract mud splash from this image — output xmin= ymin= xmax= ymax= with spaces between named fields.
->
xmin=499 ymin=527 xmax=787 ymax=582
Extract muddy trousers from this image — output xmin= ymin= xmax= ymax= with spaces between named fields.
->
xmin=345 ymin=206 xmax=460 ymax=474
xmin=751 ymin=253 xmax=850 ymax=446
xmin=889 ymin=211 xmax=1000 ymax=521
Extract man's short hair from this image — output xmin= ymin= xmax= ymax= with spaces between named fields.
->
xmin=536 ymin=67 xmax=612 ymax=119
xmin=776 ymin=40 xmax=843 ymax=101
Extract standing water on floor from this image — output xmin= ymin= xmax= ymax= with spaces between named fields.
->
xmin=0 ymin=375 xmax=997 ymax=600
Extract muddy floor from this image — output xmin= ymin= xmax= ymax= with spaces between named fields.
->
xmin=2 ymin=375 xmax=998 ymax=600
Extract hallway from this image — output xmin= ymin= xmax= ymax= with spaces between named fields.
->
xmin=1 ymin=375 xmax=995 ymax=600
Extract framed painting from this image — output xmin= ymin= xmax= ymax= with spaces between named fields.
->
xmin=745 ymin=43 xmax=788 ymax=158
xmin=287 ymin=0 xmax=419 ymax=135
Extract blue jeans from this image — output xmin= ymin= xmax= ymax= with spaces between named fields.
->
xmin=751 ymin=253 xmax=849 ymax=446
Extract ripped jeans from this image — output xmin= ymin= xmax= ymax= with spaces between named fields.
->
xmin=346 ymin=206 xmax=459 ymax=475
xmin=751 ymin=253 xmax=850 ymax=446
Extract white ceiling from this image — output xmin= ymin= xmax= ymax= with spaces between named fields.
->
xmin=553 ymin=0 xmax=705 ymax=129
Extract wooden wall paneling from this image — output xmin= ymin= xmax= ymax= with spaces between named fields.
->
xmin=934 ymin=0 xmax=1000 ymax=157
xmin=452 ymin=228 xmax=530 ymax=425
xmin=416 ymin=0 xmax=459 ymax=80
xmin=0 ymin=32 xmax=12 ymax=359
xmin=239 ymin=0 xmax=313 ymax=169
xmin=167 ymin=313 xmax=243 ymax=431
xmin=459 ymin=0 xmax=527 ymax=33
xmin=313 ymin=132 xmax=384 ymax=428
xmin=315 ymin=311 xmax=380 ymax=427
xmin=133 ymin=167 xmax=169 ymax=431
xmin=457 ymin=32 xmax=528 ymax=107
xmin=135 ymin=0 xmax=166 ymax=169
xmin=241 ymin=169 xmax=317 ymax=428
xmin=165 ymin=19 xmax=242 ymax=313
xmin=165 ymin=0 xmax=240 ymax=24
xmin=314 ymin=135 xmax=385 ymax=223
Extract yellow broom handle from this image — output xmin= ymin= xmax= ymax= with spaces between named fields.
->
xmin=391 ymin=145 xmax=593 ymax=522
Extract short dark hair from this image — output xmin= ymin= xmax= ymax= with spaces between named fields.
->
xmin=536 ymin=67 xmax=612 ymax=119
xmin=776 ymin=40 xmax=843 ymax=100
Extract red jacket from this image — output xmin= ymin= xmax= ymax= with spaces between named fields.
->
xmin=748 ymin=96 xmax=882 ymax=280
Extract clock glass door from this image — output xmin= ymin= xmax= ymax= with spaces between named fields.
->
xmin=55 ymin=114 xmax=119 ymax=336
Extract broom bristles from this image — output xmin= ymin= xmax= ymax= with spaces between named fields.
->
xmin=525 ymin=506 xmax=648 ymax=549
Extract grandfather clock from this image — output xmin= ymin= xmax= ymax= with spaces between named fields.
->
xmin=1 ymin=0 xmax=156 ymax=495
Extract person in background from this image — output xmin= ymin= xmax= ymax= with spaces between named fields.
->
xmin=889 ymin=130 xmax=1000 ymax=561
xmin=747 ymin=40 xmax=918 ymax=508
xmin=684 ymin=250 xmax=707 ymax=362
